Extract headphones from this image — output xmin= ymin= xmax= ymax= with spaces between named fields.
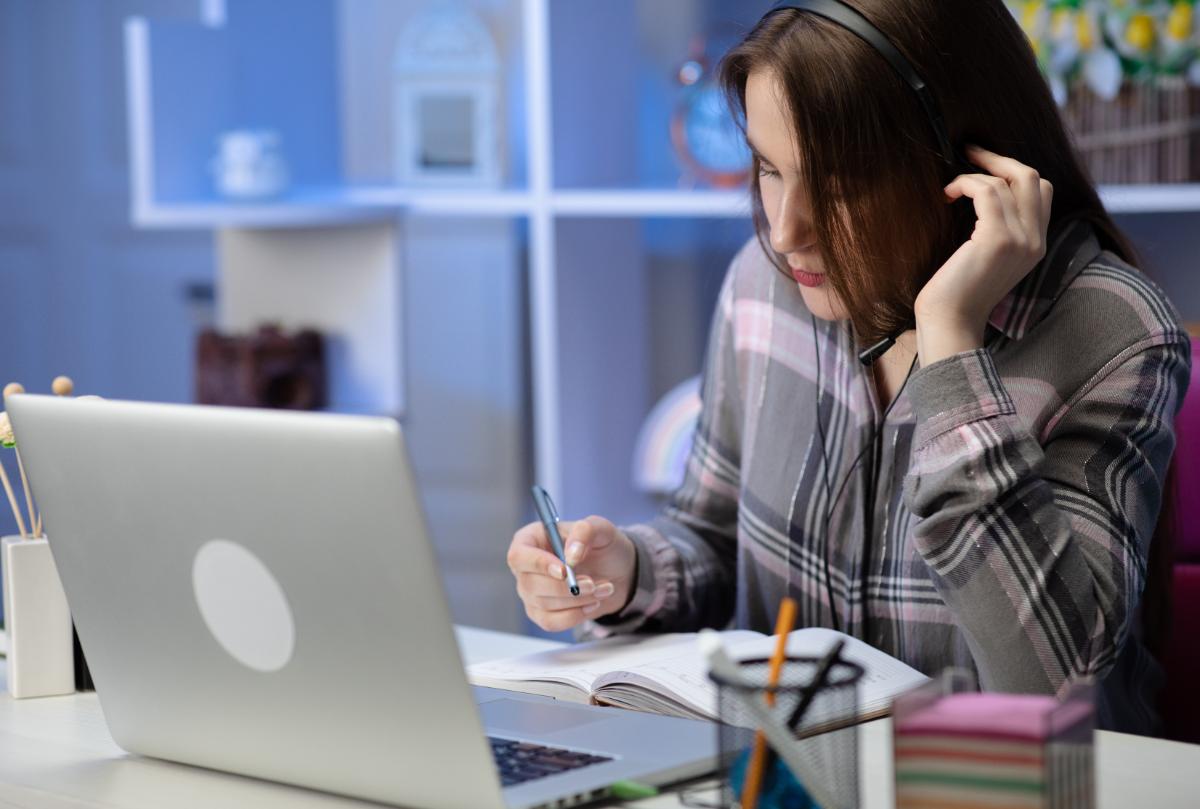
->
xmin=763 ymin=0 xmax=971 ymax=366
xmin=761 ymin=0 xmax=943 ymax=633
xmin=763 ymin=0 xmax=966 ymax=174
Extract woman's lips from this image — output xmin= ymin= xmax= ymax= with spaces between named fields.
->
xmin=790 ymin=267 xmax=826 ymax=288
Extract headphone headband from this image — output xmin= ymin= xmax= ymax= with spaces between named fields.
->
xmin=763 ymin=0 xmax=960 ymax=169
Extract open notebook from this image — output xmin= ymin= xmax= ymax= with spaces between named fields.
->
xmin=468 ymin=626 xmax=929 ymax=724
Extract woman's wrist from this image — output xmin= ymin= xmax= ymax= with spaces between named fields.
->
xmin=915 ymin=310 xmax=985 ymax=366
xmin=613 ymin=530 xmax=639 ymax=613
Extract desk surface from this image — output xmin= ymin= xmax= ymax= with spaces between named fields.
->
xmin=1 ymin=627 xmax=1198 ymax=809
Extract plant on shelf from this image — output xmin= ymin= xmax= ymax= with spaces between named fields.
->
xmin=1007 ymin=1 xmax=1200 ymax=184
xmin=1008 ymin=0 xmax=1200 ymax=101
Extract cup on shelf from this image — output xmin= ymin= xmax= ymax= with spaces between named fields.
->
xmin=210 ymin=129 xmax=289 ymax=200
xmin=1 ymin=536 xmax=75 ymax=698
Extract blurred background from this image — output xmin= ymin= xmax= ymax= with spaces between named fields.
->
xmin=0 ymin=0 xmax=1197 ymax=637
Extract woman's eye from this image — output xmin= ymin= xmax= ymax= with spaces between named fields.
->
xmin=758 ymin=166 xmax=780 ymax=179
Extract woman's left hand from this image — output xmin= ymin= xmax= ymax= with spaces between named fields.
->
xmin=913 ymin=144 xmax=1054 ymax=365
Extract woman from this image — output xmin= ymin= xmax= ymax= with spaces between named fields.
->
xmin=506 ymin=0 xmax=1191 ymax=734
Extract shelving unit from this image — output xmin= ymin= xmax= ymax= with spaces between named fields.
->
xmin=123 ymin=0 xmax=764 ymax=527
xmin=125 ymin=0 xmax=1200 ymax=624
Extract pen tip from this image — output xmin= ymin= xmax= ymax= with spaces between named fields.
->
xmin=570 ymin=586 xmax=580 ymax=596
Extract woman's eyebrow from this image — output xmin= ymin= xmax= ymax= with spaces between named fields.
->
xmin=745 ymin=135 xmax=771 ymax=164
xmin=745 ymin=135 xmax=786 ymax=170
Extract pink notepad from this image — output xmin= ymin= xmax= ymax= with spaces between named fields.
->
xmin=895 ymin=693 xmax=1094 ymax=741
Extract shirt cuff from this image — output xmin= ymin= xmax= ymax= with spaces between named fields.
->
xmin=588 ymin=524 xmax=675 ymax=634
xmin=910 ymin=348 xmax=1016 ymax=448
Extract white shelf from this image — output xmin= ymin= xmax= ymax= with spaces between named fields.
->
xmin=130 ymin=183 xmax=1200 ymax=229
xmin=128 ymin=188 xmax=755 ymax=228
xmin=1098 ymin=184 xmax=1200 ymax=213
xmin=131 ymin=199 xmax=395 ymax=229
xmin=552 ymin=189 xmax=749 ymax=218
xmin=344 ymin=187 xmax=535 ymax=217
xmin=354 ymin=187 xmax=751 ymax=218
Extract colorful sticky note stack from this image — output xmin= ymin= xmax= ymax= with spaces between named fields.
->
xmin=893 ymin=691 xmax=1094 ymax=809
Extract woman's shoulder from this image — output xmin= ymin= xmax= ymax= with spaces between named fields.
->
xmin=1020 ymin=248 xmax=1191 ymax=407
xmin=1054 ymin=249 xmax=1189 ymax=350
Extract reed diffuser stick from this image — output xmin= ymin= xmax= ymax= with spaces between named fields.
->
xmin=14 ymin=448 xmax=36 ymax=537
xmin=0 ymin=460 xmax=28 ymax=538
xmin=0 ymin=381 xmax=28 ymax=538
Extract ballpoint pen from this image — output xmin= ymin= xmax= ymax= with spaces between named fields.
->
xmin=786 ymin=640 xmax=846 ymax=730
xmin=530 ymin=485 xmax=580 ymax=596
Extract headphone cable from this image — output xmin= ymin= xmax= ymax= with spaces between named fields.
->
xmin=811 ymin=320 xmax=917 ymax=633
xmin=810 ymin=316 xmax=836 ymax=628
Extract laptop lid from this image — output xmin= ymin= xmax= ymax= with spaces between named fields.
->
xmin=8 ymin=394 xmax=508 ymax=809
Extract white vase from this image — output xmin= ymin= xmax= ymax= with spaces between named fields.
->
xmin=1 ymin=536 xmax=75 ymax=698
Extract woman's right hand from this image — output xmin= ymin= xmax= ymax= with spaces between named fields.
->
xmin=506 ymin=515 xmax=638 ymax=632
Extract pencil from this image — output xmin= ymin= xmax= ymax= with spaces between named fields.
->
xmin=740 ymin=596 xmax=797 ymax=809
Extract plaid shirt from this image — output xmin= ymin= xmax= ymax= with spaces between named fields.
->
xmin=592 ymin=220 xmax=1191 ymax=734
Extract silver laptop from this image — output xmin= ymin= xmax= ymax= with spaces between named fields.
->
xmin=8 ymin=394 xmax=714 ymax=809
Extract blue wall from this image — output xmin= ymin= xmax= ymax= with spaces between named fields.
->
xmin=0 ymin=0 xmax=217 ymax=554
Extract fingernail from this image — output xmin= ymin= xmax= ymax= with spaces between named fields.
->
xmin=582 ymin=602 xmax=601 ymax=614
xmin=565 ymin=542 xmax=582 ymax=566
xmin=595 ymin=582 xmax=615 ymax=599
xmin=550 ymin=564 xmax=564 ymax=580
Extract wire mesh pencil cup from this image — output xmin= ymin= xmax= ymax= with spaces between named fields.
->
xmin=705 ymin=656 xmax=863 ymax=809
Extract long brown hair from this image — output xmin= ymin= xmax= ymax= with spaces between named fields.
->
xmin=720 ymin=0 xmax=1136 ymax=347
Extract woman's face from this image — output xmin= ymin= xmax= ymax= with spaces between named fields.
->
xmin=745 ymin=69 xmax=846 ymax=322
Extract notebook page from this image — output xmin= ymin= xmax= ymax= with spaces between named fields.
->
xmin=467 ymin=632 xmax=741 ymax=697
xmin=780 ymin=627 xmax=930 ymax=713
xmin=590 ymin=630 xmax=767 ymax=719
xmin=592 ymin=627 xmax=929 ymax=721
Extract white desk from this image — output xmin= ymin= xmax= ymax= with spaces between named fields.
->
xmin=1 ymin=628 xmax=1198 ymax=808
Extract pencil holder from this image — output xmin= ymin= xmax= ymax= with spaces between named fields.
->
xmin=892 ymin=670 xmax=1096 ymax=809
xmin=1 ymin=536 xmax=75 ymax=698
xmin=709 ymin=655 xmax=862 ymax=809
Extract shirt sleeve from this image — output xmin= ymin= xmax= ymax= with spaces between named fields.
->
xmin=902 ymin=335 xmax=1191 ymax=695
xmin=585 ymin=257 xmax=745 ymax=636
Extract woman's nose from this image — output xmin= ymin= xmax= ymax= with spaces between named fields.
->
xmin=769 ymin=188 xmax=815 ymax=256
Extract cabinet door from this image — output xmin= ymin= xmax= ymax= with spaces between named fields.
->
xmin=403 ymin=217 xmax=526 ymax=632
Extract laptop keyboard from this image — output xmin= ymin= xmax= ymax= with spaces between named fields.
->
xmin=489 ymin=736 xmax=613 ymax=787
